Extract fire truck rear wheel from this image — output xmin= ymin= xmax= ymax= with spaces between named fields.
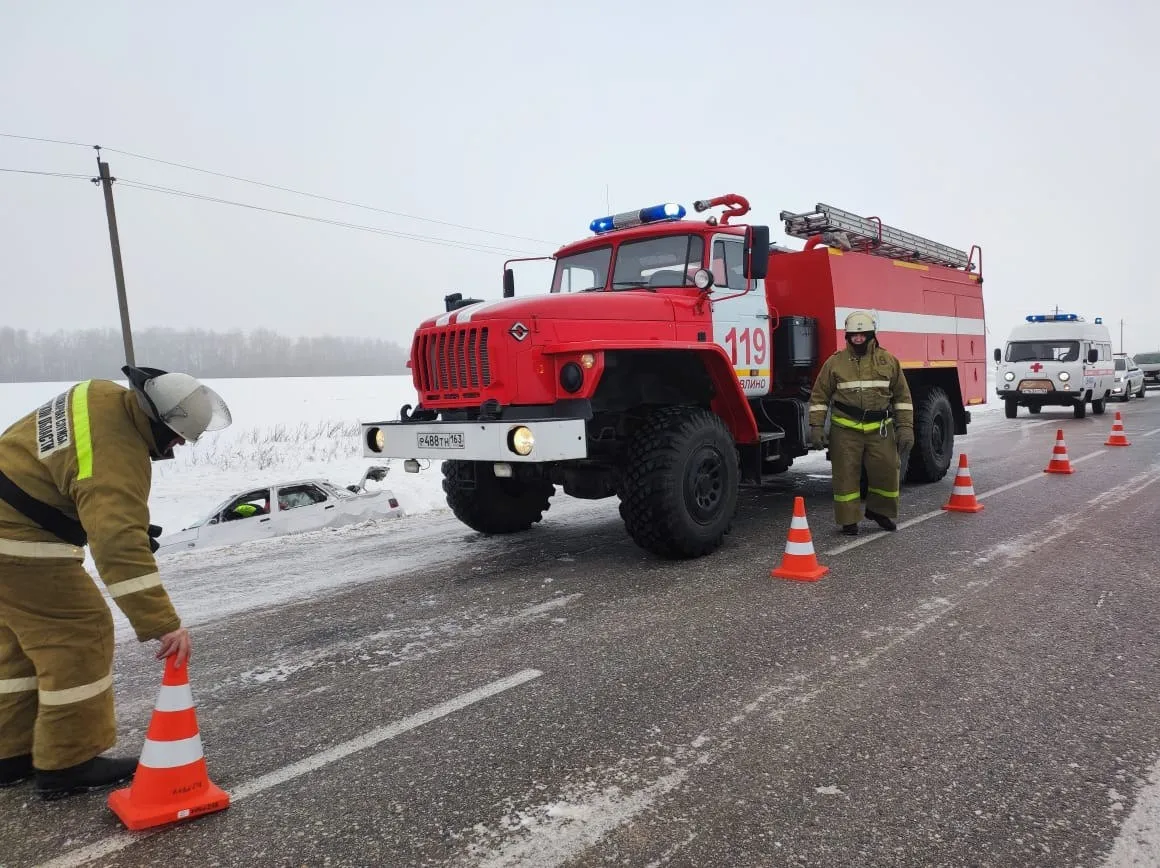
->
xmin=618 ymin=406 xmax=739 ymax=559
xmin=905 ymin=387 xmax=955 ymax=484
xmin=441 ymin=460 xmax=555 ymax=535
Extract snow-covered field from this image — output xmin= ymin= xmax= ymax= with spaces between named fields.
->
xmin=0 ymin=375 xmax=446 ymax=534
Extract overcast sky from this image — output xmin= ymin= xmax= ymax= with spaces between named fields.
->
xmin=2 ymin=1 xmax=1157 ymax=356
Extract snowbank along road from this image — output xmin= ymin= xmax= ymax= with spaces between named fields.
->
xmin=5 ymin=403 xmax=1160 ymax=868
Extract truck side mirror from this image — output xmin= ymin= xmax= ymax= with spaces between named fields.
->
xmin=993 ymin=348 xmax=1001 ymax=363
xmin=503 ymin=268 xmax=515 ymax=298
xmin=744 ymin=225 xmax=770 ymax=281
xmin=1088 ymin=348 xmax=1099 ymax=364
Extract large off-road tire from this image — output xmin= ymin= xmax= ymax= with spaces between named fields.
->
xmin=442 ymin=460 xmax=555 ymax=535
xmin=618 ymin=406 xmax=739 ymax=560
xmin=1092 ymin=396 xmax=1107 ymax=415
xmin=905 ymin=387 xmax=955 ymax=484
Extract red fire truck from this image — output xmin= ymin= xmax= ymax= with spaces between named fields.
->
xmin=363 ymin=195 xmax=986 ymax=559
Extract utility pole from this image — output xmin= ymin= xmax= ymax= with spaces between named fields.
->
xmin=92 ymin=152 xmax=135 ymax=367
xmin=1120 ymin=319 xmax=1124 ymax=354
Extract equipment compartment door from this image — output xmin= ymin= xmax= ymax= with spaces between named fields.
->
xmin=923 ymin=291 xmax=957 ymax=361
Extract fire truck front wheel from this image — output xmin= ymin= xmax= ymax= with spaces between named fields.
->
xmin=618 ymin=406 xmax=739 ymax=560
xmin=442 ymin=460 xmax=555 ymax=535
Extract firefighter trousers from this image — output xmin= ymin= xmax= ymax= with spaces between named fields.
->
xmin=0 ymin=553 xmax=117 ymax=771
xmin=829 ymin=422 xmax=900 ymax=526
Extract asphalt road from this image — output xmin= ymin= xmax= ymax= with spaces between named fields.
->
xmin=4 ymin=398 xmax=1160 ymax=868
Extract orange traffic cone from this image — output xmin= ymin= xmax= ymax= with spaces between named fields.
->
xmin=771 ymin=496 xmax=829 ymax=582
xmin=1044 ymin=428 xmax=1075 ymax=475
xmin=942 ymin=454 xmax=984 ymax=513
xmin=1105 ymin=411 xmax=1131 ymax=446
xmin=108 ymin=657 xmax=230 ymax=830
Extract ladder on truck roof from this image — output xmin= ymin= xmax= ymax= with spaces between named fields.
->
xmin=779 ymin=202 xmax=976 ymax=272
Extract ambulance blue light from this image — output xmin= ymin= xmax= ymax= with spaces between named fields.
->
xmin=589 ymin=202 xmax=687 ymax=234
xmin=1095 ymin=317 xmax=1103 ymax=324
xmin=1025 ymin=313 xmax=1079 ymax=323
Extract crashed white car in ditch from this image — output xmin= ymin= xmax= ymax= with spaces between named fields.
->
xmin=155 ymin=466 xmax=404 ymax=556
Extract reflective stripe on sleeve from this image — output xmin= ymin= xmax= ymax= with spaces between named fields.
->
xmin=894 ymin=402 xmax=913 ymax=411
xmin=0 ymin=676 xmax=38 ymax=694
xmin=106 ymin=571 xmax=163 ymax=599
xmin=38 ymin=672 xmax=113 ymax=706
xmin=0 ymin=538 xmax=85 ymax=560
xmin=809 ymin=404 xmax=829 ymax=412
xmin=72 ymin=380 xmax=94 ymax=481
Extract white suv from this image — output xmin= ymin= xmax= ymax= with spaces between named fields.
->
xmin=1112 ymin=354 xmax=1146 ymax=401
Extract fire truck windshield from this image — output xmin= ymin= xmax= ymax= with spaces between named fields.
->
xmin=1005 ymin=340 xmax=1080 ymax=362
xmin=551 ymin=234 xmax=705 ymax=293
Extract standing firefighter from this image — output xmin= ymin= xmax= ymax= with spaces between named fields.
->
xmin=0 ymin=366 xmax=231 ymax=800
xmin=808 ymin=311 xmax=915 ymax=535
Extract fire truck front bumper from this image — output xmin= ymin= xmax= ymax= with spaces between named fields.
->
xmin=361 ymin=418 xmax=589 ymax=464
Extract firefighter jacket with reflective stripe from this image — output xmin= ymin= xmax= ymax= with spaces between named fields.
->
xmin=808 ymin=340 xmax=915 ymax=431
xmin=0 ymin=380 xmax=180 ymax=641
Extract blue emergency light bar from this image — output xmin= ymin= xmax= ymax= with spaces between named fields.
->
xmin=1025 ymin=313 xmax=1079 ymax=322
xmin=590 ymin=202 xmax=687 ymax=234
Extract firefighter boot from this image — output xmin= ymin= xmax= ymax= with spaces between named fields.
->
xmin=35 ymin=755 xmax=138 ymax=801
xmin=865 ymin=510 xmax=897 ymax=532
xmin=0 ymin=754 xmax=33 ymax=787
xmin=841 ymin=524 xmax=858 ymax=536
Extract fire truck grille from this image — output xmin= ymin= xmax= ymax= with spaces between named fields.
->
xmin=414 ymin=327 xmax=492 ymax=396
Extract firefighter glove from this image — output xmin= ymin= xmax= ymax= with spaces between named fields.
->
xmin=897 ymin=426 xmax=915 ymax=453
xmin=148 ymin=523 xmax=163 ymax=554
xmin=810 ymin=426 xmax=825 ymax=450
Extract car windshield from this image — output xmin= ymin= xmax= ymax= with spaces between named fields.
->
xmin=1006 ymin=340 xmax=1079 ymax=362
xmin=1134 ymin=352 xmax=1160 ymax=364
xmin=1115 ymin=357 xmax=1127 ymax=370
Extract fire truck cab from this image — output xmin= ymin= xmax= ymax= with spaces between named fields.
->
xmin=994 ymin=314 xmax=1114 ymax=418
xmin=363 ymin=195 xmax=986 ymax=559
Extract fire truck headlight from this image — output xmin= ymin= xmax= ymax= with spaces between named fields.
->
xmin=1004 ymin=371 xmax=1015 ymax=381
xmin=367 ymin=427 xmax=385 ymax=452
xmin=560 ymin=362 xmax=584 ymax=393
xmin=508 ymin=426 xmax=535 ymax=456
xmin=1058 ymin=371 xmax=1070 ymax=382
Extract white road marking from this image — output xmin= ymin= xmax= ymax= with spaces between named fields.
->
xmin=1102 ymin=756 xmax=1160 ymax=867
xmin=36 ymin=669 xmax=544 ymax=868
xmin=823 ymin=448 xmax=1111 ymax=556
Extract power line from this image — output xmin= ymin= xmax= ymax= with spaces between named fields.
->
xmin=100 ymin=146 xmax=552 ymax=244
xmin=0 ymin=168 xmax=91 ymax=180
xmin=114 ymin=178 xmax=539 ymax=256
xmin=0 ymin=133 xmax=92 ymax=149
xmin=0 ymin=131 xmax=553 ymax=245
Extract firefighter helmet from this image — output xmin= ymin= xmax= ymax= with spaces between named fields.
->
xmin=122 ymin=365 xmax=232 ymax=443
xmin=844 ymin=310 xmax=877 ymax=334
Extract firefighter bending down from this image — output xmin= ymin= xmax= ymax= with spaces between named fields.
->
xmin=0 ymin=365 xmax=231 ymax=800
xmin=808 ymin=311 xmax=915 ymax=536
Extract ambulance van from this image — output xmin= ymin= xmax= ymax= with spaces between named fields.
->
xmin=993 ymin=313 xmax=1114 ymax=418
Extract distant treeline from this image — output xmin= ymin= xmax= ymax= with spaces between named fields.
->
xmin=0 ymin=327 xmax=409 ymax=382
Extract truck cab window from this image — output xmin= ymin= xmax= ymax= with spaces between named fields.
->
xmin=551 ymin=246 xmax=611 ymax=293
xmin=611 ymin=235 xmax=704 ymax=290
xmin=711 ymin=238 xmax=747 ymax=290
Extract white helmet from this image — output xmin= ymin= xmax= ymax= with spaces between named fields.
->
xmin=844 ymin=310 xmax=877 ymax=334
xmin=123 ymin=366 xmax=232 ymax=443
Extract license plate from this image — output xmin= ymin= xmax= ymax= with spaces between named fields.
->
xmin=1021 ymin=388 xmax=1048 ymax=394
xmin=416 ymin=432 xmax=465 ymax=450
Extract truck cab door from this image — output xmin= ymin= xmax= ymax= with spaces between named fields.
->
xmin=708 ymin=233 xmax=770 ymax=397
